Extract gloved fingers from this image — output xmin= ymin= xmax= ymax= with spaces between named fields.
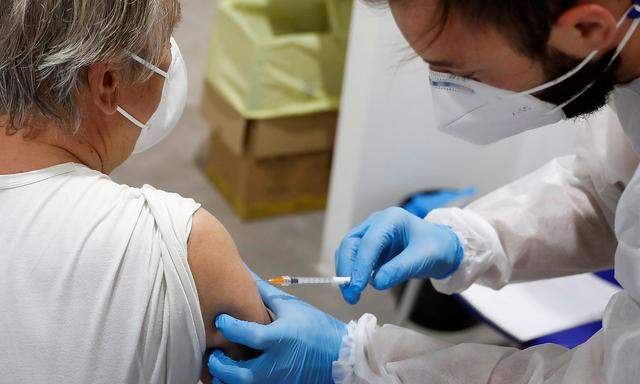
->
xmin=215 ymin=314 xmax=275 ymax=350
xmin=372 ymin=246 xmax=423 ymax=290
xmin=346 ymin=211 xmax=382 ymax=238
xmin=254 ymin=276 xmax=297 ymax=315
xmin=208 ymin=350 xmax=254 ymax=384
xmin=244 ymin=266 xmax=297 ymax=310
xmin=335 ymin=237 xmax=362 ymax=304
xmin=242 ymin=266 xmax=299 ymax=315
xmin=212 ymin=377 xmax=224 ymax=384
xmin=348 ymin=209 xmax=405 ymax=299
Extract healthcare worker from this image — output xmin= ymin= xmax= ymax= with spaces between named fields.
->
xmin=209 ymin=0 xmax=640 ymax=383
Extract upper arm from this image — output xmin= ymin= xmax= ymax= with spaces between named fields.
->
xmin=186 ymin=208 xmax=270 ymax=354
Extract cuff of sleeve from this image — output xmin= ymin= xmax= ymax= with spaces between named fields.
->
xmin=332 ymin=314 xmax=386 ymax=384
xmin=332 ymin=319 xmax=358 ymax=384
xmin=426 ymin=207 xmax=512 ymax=295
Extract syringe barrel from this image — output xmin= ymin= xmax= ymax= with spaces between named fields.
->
xmin=292 ymin=277 xmax=351 ymax=285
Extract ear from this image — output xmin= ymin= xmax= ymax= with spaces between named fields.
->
xmin=550 ymin=4 xmax=618 ymax=57
xmin=86 ymin=62 xmax=122 ymax=115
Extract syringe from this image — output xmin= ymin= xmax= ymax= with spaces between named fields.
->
xmin=268 ymin=276 xmax=351 ymax=287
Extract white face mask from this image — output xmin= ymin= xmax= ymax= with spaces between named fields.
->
xmin=613 ymin=78 xmax=640 ymax=154
xmin=430 ymin=4 xmax=640 ymax=146
xmin=117 ymin=37 xmax=188 ymax=154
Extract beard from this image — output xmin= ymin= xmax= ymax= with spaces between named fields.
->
xmin=534 ymin=49 xmax=621 ymax=119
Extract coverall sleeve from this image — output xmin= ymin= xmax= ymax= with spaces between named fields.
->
xmin=425 ymin=108 xmax=637 ymax=294
xmin=332 ymin=290 xmax=640 ymax=384
xmin=332 ymin=158 xmax=640 ymax=384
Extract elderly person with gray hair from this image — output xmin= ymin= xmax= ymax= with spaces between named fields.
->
xmin=0 ymin=1 xmax=270 ymax=383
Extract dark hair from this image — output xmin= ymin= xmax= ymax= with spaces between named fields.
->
xmin=365 ymin=0 xmax=580 ymax=60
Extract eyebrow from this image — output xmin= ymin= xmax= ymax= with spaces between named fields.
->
xmin=422 ymin=58 xmax=458 ymax=68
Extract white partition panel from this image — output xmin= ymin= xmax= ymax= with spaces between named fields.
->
xmin=318 ymin=3 xmax=577 ymax=274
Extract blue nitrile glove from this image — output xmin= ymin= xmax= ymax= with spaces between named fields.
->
xmin=336 ymin=207 xmax=463 ymax=304
xmin=403 ymin=188 xmax=477 ymax=218
xmin=208 ymin=274 xmax=347 ymax=384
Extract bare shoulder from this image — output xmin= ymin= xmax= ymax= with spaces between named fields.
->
xmin=187 ymin=208 xmax=269 ymax=350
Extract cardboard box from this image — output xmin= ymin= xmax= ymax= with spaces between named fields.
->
xmin=200 ymin=82 xmax=337 ymax=159
xmin=207 ymin=133 xmax=331 ymax=219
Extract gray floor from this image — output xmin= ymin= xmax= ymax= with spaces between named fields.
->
xmin=113 ymin=0 xmax=508 ymax=345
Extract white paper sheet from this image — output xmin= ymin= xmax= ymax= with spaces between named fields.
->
xmin=460 ymin=274 xmax=621 ymax=341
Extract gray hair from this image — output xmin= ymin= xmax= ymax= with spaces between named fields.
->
xmin=0 ymin=0 xmax=181 ymax=133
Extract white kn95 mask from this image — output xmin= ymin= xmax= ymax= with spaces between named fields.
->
xmin=117 ymin=37 xmax=188 ymax=154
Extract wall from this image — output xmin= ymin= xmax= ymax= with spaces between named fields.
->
xmin=318 ymin=2 xmax=577 ymax=274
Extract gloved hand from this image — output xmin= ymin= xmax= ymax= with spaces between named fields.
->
xmin=208 ymin=273 xmax=347 ymax=384
xmin=336 ymin=207 xmax=463 ymax=304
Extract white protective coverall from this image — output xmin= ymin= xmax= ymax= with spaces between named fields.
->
xmin=332 ymin=98 xmax=640 ymax=383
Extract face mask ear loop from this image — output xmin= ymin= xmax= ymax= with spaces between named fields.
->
xmin=517 ymin=4 xmax=639 ymax=99
xmin=548 ymin=11 xmax=640 ymax=114
xmin=520 ymin=52 xmax=599 ymax=97
xmin=129 ymin=55 xmax=168 ymax=78
xmin=128 ymin=37 xmax=176 ymax=79
xmin=117 ymin=106 xmax=149 ymax=130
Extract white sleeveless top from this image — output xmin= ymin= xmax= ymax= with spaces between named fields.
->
xmin=0 ymin=163 xmax=206 ymax=383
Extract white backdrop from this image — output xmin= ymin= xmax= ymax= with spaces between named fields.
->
xmin=318 ymin=2 xmax=578 ymax=274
